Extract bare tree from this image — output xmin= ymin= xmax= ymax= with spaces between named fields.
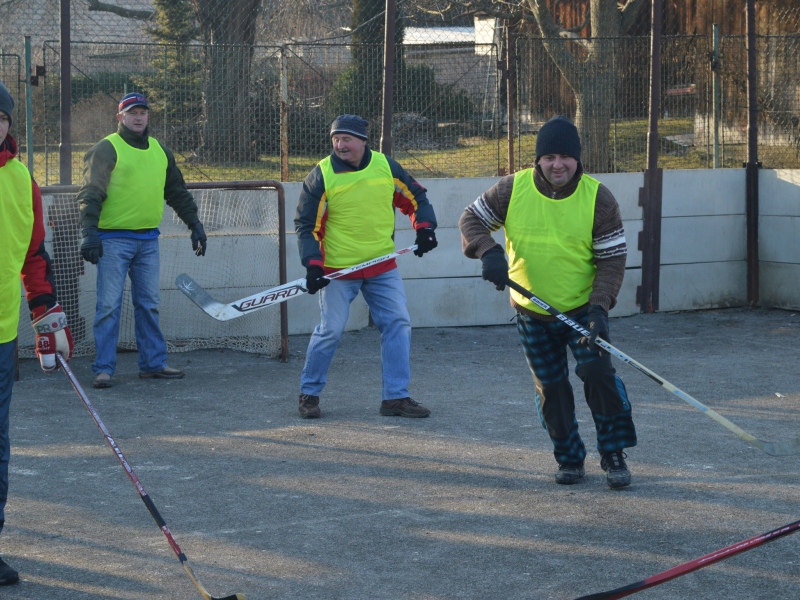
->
xmin=412 ymin=0 xmax=648 ymax=172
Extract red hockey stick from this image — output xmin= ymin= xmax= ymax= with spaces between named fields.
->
xmin=574 ymin=519 xmax=800 ymax=599
xmin=56 ymin=353 xmax=246 ymax=600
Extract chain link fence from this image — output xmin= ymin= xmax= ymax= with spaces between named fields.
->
xmin=1 ymin=1 xmax=799 ymax=182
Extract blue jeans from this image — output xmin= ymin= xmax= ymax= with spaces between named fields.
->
xmin=0 ymin=340 xmax=15 ymax=534
xmin=301 ymin=268 xmax=412 ymax=401
xmin=93 ymin=237 xmax=168 ymax=375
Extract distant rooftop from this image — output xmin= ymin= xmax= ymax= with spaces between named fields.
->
xmin=403 ymin=27 xmax=475 ymax=45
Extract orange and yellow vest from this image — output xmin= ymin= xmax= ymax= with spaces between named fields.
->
xmin=318 ymin=151 xmax=396 ymax=269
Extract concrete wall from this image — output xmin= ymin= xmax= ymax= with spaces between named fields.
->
xmin=19 ymin=169 xmax=800 ymax=344
xmin=283 ymin=168 xmax=768 ymax=335
xmin=759 ymin=169 xmax=800 ymax=310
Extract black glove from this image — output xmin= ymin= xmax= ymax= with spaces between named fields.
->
xmin=80 ymin=227 xmax=103 ymax=264
xmin=582 ymin=305 xmax=610 ymax=352
xmin=304 ymin=266 xmax=330 ymax=294
xmin=189 ymin=221 xmax=207 ymax=256
xmin=480 ymin=245 xmax=509 ymax=291
xmin=414 ymin=228 xmax=438 ymax=257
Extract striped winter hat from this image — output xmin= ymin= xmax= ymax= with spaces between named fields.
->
xmin=118 ymin=92 xmax=149 ymax=113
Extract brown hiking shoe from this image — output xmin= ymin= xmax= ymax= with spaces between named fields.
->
xmin=379 ymin=397 xmax=431 ymax=418
xmin=298 ymin=394 xmax=321 ymax=418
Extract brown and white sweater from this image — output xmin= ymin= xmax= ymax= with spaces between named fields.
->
xmin=459 ymin=164 xmax=627 ymax=320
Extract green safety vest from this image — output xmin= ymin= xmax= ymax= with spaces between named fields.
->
xmin=99 ymin=133 xmax=168 ymax=230
xmin=0 ymin=158 xmax=34 ymax=343
xmin=318 ymin=151 xmax=396 ymax=268
xmin=505 ymin=168 xmax=600 ymax=315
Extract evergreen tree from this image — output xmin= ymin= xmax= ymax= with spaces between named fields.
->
xmin=134 ymin=0 xmax=203 ymax=151
xmin=347 ymin=0 xmax=405 ymax=119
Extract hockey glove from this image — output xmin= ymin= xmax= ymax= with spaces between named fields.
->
xmin=31 ymin=304 xmax=74 ymax=373
xmin=304 ymin=266 xmax=330 ymax=294
xmin=80 ymin=227 xmax=103 ymax=264
xmin=190 ymin=221 xmax=207 ymax=256
xmin=480 ymin=245 xmax=509 ymax=291
xmin=414 ymin=228 xmax=438 ymax=257
xmin=581 ymin=304 xmax=610 ymax=353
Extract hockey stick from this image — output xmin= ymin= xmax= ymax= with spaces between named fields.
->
xmin=574 ymin=518 xmax=800 ymax=599
xmin=55 ymin=353 xmax=246 ymax=600
xmin=176 ymin=245 xmax=419 ymax=321
xmin=506 ymin=279 xmax=800 ymax=456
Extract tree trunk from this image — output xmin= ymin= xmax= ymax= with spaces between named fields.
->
xmin=194 ymin=0 xmax=260 ymax=163
xmin=574 ymin=38 xmax=615 ymax=173
xmin=527 ymin=0 xmax=647 ymax=173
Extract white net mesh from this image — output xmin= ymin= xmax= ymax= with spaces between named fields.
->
xmin=17 ymin=182 xmax=286 ymax=359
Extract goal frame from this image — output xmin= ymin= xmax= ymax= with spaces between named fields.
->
xmin=16 ymin=180 xmax=289 ymax=379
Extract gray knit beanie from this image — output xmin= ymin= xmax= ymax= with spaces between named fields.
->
xmin=330 ymin=114 xmax=368 ymax=140
xmin=0 ymin=80 xmax=13 ymax=127
xmin=535 ymin=115 xmax=581 ymax=162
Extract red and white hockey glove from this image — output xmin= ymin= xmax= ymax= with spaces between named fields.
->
xmin=31 ymin=303 xmax=74 ymax=373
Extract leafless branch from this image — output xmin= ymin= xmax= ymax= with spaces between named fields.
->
xmin=88 ymin=0 xmax=154 ymax=21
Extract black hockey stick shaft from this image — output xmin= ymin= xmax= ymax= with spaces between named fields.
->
xmin=505 ymin=279 xmax=800 ymax=456
xmin=574 ymin=518 xmax=800 ymax=599
xmin=55 ymin=354 xmax=245 ymax=600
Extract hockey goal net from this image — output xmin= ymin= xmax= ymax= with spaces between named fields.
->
xmin=17 ymin=181 xmax=288 ymax=361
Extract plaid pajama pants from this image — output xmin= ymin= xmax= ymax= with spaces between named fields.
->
xmin=515 ymin=310 xmax=637 ymax=467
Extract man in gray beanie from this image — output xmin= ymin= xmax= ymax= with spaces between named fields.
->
xmin=458 ymin=115 xmax=637 ymax=490
xmin=294 ymin=114 xmax=438 ymax=419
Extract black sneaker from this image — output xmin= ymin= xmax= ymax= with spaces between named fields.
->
xmin=0 ymin=557 xmax=19 ymax=586
xmin=379 ymin=398 xmax=431 ymax=418
xmin=600 ymin=451 xmax=631 ymax=489
xmin=555 ymin=463 xmax=585 ymax=485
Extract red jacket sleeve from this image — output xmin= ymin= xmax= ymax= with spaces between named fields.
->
xmin=20 ymin=179 xmax=57 ymax=314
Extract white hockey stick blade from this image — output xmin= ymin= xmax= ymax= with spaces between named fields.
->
xmin=176 ymin=245 xmax=418 ymax=322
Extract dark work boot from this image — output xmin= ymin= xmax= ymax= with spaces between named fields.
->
xmin=298 ymin=394 xmax=321 ymax=419
xmin=600 ymin=451 xmax=631 ymax=489
xmin=379 ymin=398 xmax=431 ymax=418
xmin=0 ymin=557 xmax=19 ymax=586
xmin=555 ymin=463 xmax=585 ymax=485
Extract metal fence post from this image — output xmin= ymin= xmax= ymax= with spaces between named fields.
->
xmin=280 ymin=46 xmax=289 ymax=182
xmin=24 ymin=35 xmax=34 ymax=173
xmin=638 ymin=0 xmax=663 ymax=314
xmin=745 ymin=0 xmax=760 ymax=307
xmin=380 ymin=0 xmax=396 ymax=156
xmin=506 ymin=21 xmax=516 ymax=175
xmin=712 ymin=24 xmax=720 ymax=168
xmin=59 ymin=0 xmax=72 ymax=185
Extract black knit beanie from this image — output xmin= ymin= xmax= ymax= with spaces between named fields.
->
xmin=0 ymin=80 xmax=13 ymax=127
xmin=330 ymin=114 xmax=368 ymax=140
xmin=535 ymin=115 xmax=580 ymax=162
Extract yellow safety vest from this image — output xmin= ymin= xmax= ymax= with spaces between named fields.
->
xmin=0 ymin=158 xmax=34 ymax=343
xmin=99 ymin=133 xmax=168 ymax=230
xmin=505 ymin=168 xmax=599 ymax=315
xmin=318 ymin=151 xmax=396 ymax=268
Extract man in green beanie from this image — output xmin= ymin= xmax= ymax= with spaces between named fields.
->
xmin=458 ymin=115 xmax=637 ymax=489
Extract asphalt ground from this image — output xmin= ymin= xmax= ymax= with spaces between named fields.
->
xmin=2 ymin=306 xmax=799 ymax=600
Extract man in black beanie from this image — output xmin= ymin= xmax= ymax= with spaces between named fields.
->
xmin=294 ymin=114 xmax=438 ymax=419
xmin=459 ymin=115 xmax=637 ymax=490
